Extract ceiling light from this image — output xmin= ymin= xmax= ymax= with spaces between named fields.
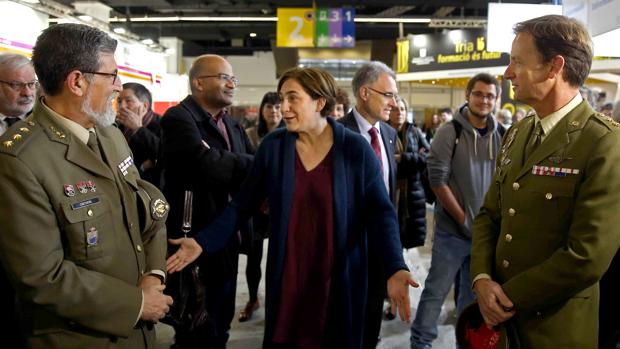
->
xmin=21 ymin=0 xmax=40 ymax=3
xmin=249 ymin=32 xmax=257 ymax=37
xmin=141 ymin=38 xmax=154 ymax=45
xmin=113 ymin=27 xmax=126 ymax=34
xmin=78 ymin=15 xmax=93 ymax=22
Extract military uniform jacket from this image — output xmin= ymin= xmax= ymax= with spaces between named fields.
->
xmin=471 ymin=101 xmax=620 ymax=348
xmin=0 ymin=101 xmax=168 ymax=349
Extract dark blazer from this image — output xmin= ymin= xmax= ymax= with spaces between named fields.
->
xmin=120 ymin=113 xmax=162 ymax=187
xmin=340 ymin=111 xmax=398 ymax=204
xmin=160 ymin=95 xmax=254 ymax=275
xmin=193 ymin=118 xmax=407 ymax=349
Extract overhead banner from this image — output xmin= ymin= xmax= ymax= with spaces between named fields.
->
xmin=277 ymin=7 xmax=355 ymax=48
xmin=404 ymin=29 xmax=509 ymax=73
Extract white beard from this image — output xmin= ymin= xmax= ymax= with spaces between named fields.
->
xmin=82 ymin=89 xmax=117 ymax=128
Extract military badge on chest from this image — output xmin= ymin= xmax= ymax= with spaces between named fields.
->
xmin=498 ymin=127 xmax=518 ymax=175
xmin=118 ymin=156 xmax=134 ymax=176
xmin=64 ymin=180 xmax=97 ymax=196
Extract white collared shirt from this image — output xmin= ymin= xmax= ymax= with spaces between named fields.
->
xmin=352 ymin=107 xmax=390 ymax=193
xmin=0 ymin=113 xmax=25 ymax=136
xmin=534 ymin=93 xmax=583 ymax=142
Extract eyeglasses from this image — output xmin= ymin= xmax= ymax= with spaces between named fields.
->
xmin=366 ymin=86 xmax=397 ymax=100
xmin=470 ymin=91 xmax=497 ymax=101
xmin=197 ymin=73 xmax=239 ymax=86
xmin=82 ymin=70 xmax=119 ymax=84
xmin=0 ymin=79 xmax=38 ymax=91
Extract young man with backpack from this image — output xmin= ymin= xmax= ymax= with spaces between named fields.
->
xmin=410 ymin=73 xmax=504 ymax=349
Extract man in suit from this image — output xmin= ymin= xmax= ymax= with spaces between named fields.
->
xmin=0 ymin=23 xmax=173 ymax=348
xmin=0 ymin=53 xmax=36 ymax=136
xmin=160 ymin=54 xmax=254 ymax=349
xmin=471 ymin=15 xmax=620 ymax=348
xmin=117 ymin=82 xmax=162 ymax=187
xmin=340 ymin=61 xmax=398 ymax=349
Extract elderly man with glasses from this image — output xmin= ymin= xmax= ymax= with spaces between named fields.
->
xmin=160 ymin=54 xmax=254 ymax=349
xmin=0 ymin=53 xmax=36 ymax=136
xmin=0 ymin=24 xmax=173 ymax=349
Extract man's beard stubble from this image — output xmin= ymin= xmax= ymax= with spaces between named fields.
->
xmin=81 ymin=90 xmax=117 ymax=128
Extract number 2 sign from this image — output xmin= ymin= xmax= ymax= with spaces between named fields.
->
xmin=277 ymin=8 xmax=315 ymax=47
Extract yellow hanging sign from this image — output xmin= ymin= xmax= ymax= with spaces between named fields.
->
xmin=277 ymin=8 xmax=315 ymax=47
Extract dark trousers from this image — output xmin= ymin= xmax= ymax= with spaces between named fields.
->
xmin=599 ymin=249 xmax=620 ymax=349
xmin=173 ymin=247 xmax=239 ymax=349
xmin=245 ymin=238 xmax=264 ymax=302
xmin=363 ymin=256 xmax=386 ymax=349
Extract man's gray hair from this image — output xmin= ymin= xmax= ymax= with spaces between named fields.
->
xmin=352 ymin=61 xmax=396 ymax=99
xmin=0 ymin=53 xmax=32 ymax=73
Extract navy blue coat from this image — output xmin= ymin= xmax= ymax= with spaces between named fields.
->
xmin=195 ymin=117 xmax=407 ymax=348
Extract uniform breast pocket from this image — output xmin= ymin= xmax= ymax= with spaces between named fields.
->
xmin=60 ymin=194 xmax=115 ymax=262
xmin=526 ymin=177 xmax=576 ymax=228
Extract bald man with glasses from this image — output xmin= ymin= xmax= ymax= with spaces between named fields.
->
xmin=160 ymin=54 xmax=254 ymax=349
xmin=0 ymin=53 xmax=36 ymax=136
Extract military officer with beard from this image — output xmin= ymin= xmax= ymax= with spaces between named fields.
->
xmin=0 ymin=23 xmax=172 ymax=348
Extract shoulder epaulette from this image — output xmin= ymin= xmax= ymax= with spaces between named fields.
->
xmin=0 ymin=118 xmax=41 ymax=156
xmin=592 ymin=112 xmax=620 ymax=130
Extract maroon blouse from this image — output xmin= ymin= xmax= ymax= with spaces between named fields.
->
xmin=272 ymin=148 xmax=335 ymax=349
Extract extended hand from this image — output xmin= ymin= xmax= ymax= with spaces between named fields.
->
xmin=474 ymin=278 xmax=516 ymax=327
xmin=166 ymin=237 xmax=203 ymax=273
xmin=140 ymin=284 xmax=173 ymax=323
xmin=387 ymin=270 xmax=419 ymax=322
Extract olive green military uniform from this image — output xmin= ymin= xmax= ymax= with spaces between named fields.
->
xmin=472 ymin=100 xmax=620 ymax=348
xmin=0 ymin=101 xmax=168 ymax=348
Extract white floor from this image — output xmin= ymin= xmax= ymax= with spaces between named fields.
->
xmin=156 ymin=205 xmax=457 ymax=349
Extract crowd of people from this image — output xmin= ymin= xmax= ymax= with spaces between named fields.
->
xmin=0 ymin=13 xmax=619 ymax=349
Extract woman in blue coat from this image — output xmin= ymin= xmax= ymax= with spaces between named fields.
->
xmin=167 ymin=67 xmax=418 ymax=349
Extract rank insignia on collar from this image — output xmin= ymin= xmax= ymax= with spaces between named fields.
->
xmin=86 ymin=180 xmax=96 ymax=192
xmin=76 ymin=181 xmax=88 ymax=194
xmin=64 ymin=184 xmax=76 ymax=197
xmin=2 ymin=140 xmax=13 ymax=148
xmin=86 ymin=227 xmax=98 ymax=246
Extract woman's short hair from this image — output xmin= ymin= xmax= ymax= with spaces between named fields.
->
xmin=278 ymin=67 xmax=337 ymax=117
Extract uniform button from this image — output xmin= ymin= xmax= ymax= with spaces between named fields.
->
xmin=129 ymin=223 xmax=134 ymax=228
xmin=136 ymin=244 xmax=142 ymax=252
xmin=505 ymin=234 xmax=513 ymax=242
xmin=545 ymin=193 xmax=553 ymax=200
xmin=536 ymin=311 xmax=543 ymax=317
xmin=87 ymin=209 xmax=94 ymax=217
xmin=508 ymin=208 xmax=516 ymax=216
xmin=512 ymin=182 xmax=520 ymax=190
xmin=502 ymin=260 xmax=510 ymax=268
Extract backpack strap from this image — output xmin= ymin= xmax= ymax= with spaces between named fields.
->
xmin=451 ymin=119 xmax=463 ymax=160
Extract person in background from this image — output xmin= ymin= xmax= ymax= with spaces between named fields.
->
xmin=472 ymin=15 xmax=620 ymax=347
xmin=160 ymin=54 xmax=254 ymax=349
xmin=340 ymin=61 xmax=399 ymax=349
xmin=166 ymin=66 xmax=418 ymax=349
xmin=329 ymin=87 xmax=351 ymax=120
xmin=238 ymin=91 xmax=283 ymax=322
xmin=0 ymin=23 xmax=172 ymax=348
xmin=512 ymin=107 xmax=527 ymax=124
xmin=496 ymin=109 xmax=513 ymax=129
xmin=117 ymin=82 xmax=162 ymax=187
xmin=438 ymin=107 xmax=453 ymax=124
xmin=599 ymin=102 xmax=613 ymax=118
xmin=0 ymin=53 xmax=36 ymax=136
xmin=423 ymin=113 xmax=440 ymax=143
xmin=411 ymin=73 xmax=503 ymax=349
xmin=385 ymin=96 xmax=429 ymax=320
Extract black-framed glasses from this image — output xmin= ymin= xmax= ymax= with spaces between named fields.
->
xmin=197 ymin=73 xmax=239 ymax=86
xmin=82 ymin=70 xmax=119 ymax=84
xmin=0 ymin=79 xmax=38 ymax=91
xmin=470 ymin=91 xmax=497 ymax=101
xmin=366 ymin=86 xmax=397 ymax=100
